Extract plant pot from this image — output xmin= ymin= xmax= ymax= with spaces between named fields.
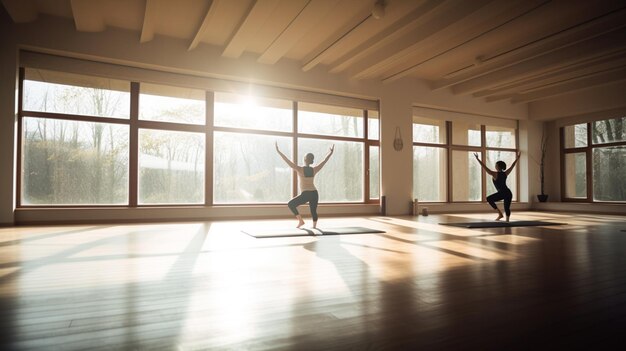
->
xmin=537 ymin=194 xmax=549 ymax=202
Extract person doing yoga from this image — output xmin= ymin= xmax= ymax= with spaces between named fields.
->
xmin=276 ymin=142 xmax=334 ymax=229
xmin=473 ymin=151 xmax=521 ymax=222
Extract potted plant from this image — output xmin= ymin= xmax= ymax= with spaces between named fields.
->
xmin=537 ymin=127 xmax=549 ymax=202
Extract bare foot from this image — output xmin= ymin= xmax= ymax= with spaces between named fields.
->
xmin=296 ymin=220 xmax=305 ymax=228
xmin=495 ymin=213 xmax=503 ymax=221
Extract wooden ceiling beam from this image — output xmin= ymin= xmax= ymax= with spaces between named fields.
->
xmin=301 ymin=6 xmax=371 ymax=72
xmin=70 ymin=0 xmax=105 ymax=32
xmin=510 ymin=66 xmax=626 ymax=103
xmin=140 ymin=0 xmax=158 ymax=43
xmin=451 ymin=28 xmax=626 ymax=95
xmin=473 ymin=50 xmax=626 ymax=98
xmin=257 ymin=0 xmax=338 ymax=65
xmin=222 ymin=0 xmax=280 ymax=59
xmin=433 ymin=6 xmax=626 ymax=91
xmin=382 ymin=0 xmax=549 ymax=83
xmin=349 ymin=0 xmax=484 ymax=80
xmin=188 ymin=0 xmax=220 ymax=51
xmin=326 ymin=0 xmax=444 ymax=75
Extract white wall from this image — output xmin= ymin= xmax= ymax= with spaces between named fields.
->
xmin=1 ymin=13 xmax=531 ymax=224
xmin=379 ymin=79 xmax=414 ymax=215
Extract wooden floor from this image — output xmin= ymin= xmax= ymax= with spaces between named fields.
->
xmin=1 ymin=211 xmax=625 ymax=350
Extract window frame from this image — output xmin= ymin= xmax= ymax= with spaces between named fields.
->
xmin=560 ymin=120 xmax=626 ymax=203
xmin=413 ymin=120 xmax=520 ymax=203
xmin=17 ymin=67 xmax=380 ymax=208
xmin=212 ymin=101 xmax=379 ymax=205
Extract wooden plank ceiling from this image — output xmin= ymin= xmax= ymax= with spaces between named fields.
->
xmin=3 ymin=0 xmax=626 ymax=105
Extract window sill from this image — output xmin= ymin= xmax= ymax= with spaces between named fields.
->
xmin=14 ymin=203 xmax=381 ymax=225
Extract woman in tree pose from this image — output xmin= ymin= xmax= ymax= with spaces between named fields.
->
xmin=473 ymin=151 xmax=521 ymax=222
xmin=276 ymin=142 xmax=334 ymax=228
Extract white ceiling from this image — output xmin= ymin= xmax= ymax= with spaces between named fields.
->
xmin=2 ymin=0 xmax=626 ymax=105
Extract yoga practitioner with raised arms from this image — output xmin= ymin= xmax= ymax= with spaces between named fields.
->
xmin=474 ymin=151 xmax=521 ymax=222
xmin=276 ymin=143 xmax=334 ymax=229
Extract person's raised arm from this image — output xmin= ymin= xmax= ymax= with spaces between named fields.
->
xmin=314 ymin=145 xmax=335 ymax=172
xmin=473 ymin=152 xmax=497 ymax=178
xmin=505 ymin=151 xmax=521 ymax=176
xmin=276 ymin=142 xmax=297 ymax=170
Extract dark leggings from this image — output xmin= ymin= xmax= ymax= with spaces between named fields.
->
xmin=288 ymin=191 xmax=319 ymax=221
xmin=487 ymin=189 xmax=512 ymax=217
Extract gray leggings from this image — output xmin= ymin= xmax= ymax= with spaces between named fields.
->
xmin=288 ymin=191 xmax=319 ymax=221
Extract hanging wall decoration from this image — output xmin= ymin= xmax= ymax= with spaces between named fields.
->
xmin=393 ymin=127 xmax=403 ymax=151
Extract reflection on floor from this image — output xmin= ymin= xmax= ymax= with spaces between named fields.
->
xmin=1 ymin=211 xmax=625 ymax=350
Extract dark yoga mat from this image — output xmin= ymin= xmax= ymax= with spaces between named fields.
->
xmin=439 ymin=220 xmax=563 ymax=228
xmin=242 ymin=226 xmax=385 ymax=238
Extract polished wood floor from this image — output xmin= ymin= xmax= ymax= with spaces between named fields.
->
xmin=1 ymin=211 xmax=625 ymax=350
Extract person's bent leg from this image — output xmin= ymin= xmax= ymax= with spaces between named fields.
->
xmin=487 ymin=192 xmax=504 ymax=220
xmin=504 ymin=191 xmax=513 ymax=221
xmin=308 ymin=191 xmax=319 ymax=228
xmin=288 ymin=194 xmax=308 ymax=228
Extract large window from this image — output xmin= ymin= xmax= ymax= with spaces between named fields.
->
xmin=298 ymin=138 xmax=363 ymax=202
xmin=368 ymin=110 xmax=380 ymax=141
xmin=564 ymin=123 xmax=587 ymax=148
xmin=139 ymin=129 xmax=205 ymax=204
xmin=214 ymin=93 xmax=292 ymax=132
xmin=213 ymin=132 xmax=292 ymax=204
xmin=213 ymin=95 xmax=377 ymax=204
xmin=452 ymin=151 xmax=482 ymax=201
xmin=413 ymin=116 xmax=446 ymax=144
xmin=412 ymin=115 xmax=519 ymax=203
xmin=21 ymin=69 xmax=131 ymax=206
xmin=298 ymin=102 xmax=364 ymax=138
xmin=562 ymin=117 xmax=626 ymax=202
xmin=412 ymin=116 xmax=447 ymax=202
xmin=593 ymin=146 xmax=625 ymax=201
xmin=369 ymin=145 xmax=380 ymax=199
xmin=139 ymin=83 xmax=205 ymax=125
xmin=18 ymin=67 xmax=379 ymax=207
xmin=23 ymin=69 xmax=130 ymax=119
xmin=367 ymin=111 xmax=380 ymax=199
xmin=413 ymin=146 xmax=447 ymax=201
xmin=22 ymin=117 xmax=129 ymax=205
xmin=564 ymin=153 xmax=587 ymax=199
xmin=452 ymin=121 xmax=481 ymax=147
xmin=486 ymin=126 xmax=516 ymax=148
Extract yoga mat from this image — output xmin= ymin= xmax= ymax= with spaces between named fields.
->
xmin=242 ymin=226 xmax=385 ymax=238
xmin=439 ymin=220 xmax=563 ymax=228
